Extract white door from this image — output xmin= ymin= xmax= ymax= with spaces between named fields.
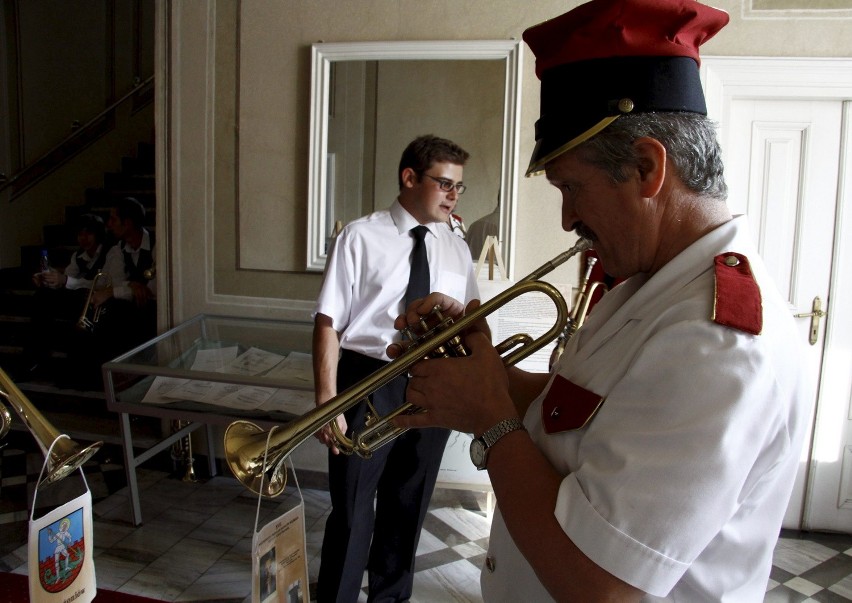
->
xmin=703 ymin=58 xmax=852 ymax=533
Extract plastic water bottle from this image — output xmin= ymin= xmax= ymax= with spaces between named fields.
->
xmin=39 ymin=249 xmax=50 ymax=273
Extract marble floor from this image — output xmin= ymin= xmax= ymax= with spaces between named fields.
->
xmin=1 ymin=431 xmax=851 ymax=602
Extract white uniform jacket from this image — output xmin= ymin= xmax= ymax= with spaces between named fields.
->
xmin=481 ymin=216 xmax=811 ymax=602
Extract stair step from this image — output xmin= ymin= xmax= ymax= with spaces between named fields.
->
xmin=43 ymin=223 xmax=77 ymax=248
xmin=103 ymin=172 xmax=155 ymax=191
xmin=121 ymin=156 xmax=155 ymax=176
xmin=85 ymin=188 xmax=155 ymax=209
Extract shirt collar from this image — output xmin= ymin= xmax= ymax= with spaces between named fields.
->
xmin=122 ymin=228 xmax=152 ymax=253
xmin=390 ymin=198 xmax=439 ymax=238
xmin=80 ymin=244 xmax=103 ymax=263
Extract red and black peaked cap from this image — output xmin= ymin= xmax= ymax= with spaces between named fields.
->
xmin=523 ymin=0 xmax=729 ymax=176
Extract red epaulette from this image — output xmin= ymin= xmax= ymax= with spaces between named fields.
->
xmin=713 ymin=252 xmax=762 ymax=335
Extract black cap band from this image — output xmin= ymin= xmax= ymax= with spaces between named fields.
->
xmin=528 ymin=56 xmax=706 ymax=175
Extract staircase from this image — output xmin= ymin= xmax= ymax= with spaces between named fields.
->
xmin=0 ymin=141 xmax=156 ymax=388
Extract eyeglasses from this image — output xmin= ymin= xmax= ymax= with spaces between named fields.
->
xmin=422 ymin=174 xmax=466 ymax=195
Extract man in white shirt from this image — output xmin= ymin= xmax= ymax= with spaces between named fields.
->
xmin=313 ymin=135 xmax=479 ymax=602
xmin=390 ymin=1 xmax=812 ymax=601
xmin=93 ymin=196 xmax=157 ymax=358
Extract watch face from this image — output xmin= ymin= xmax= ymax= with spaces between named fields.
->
xmin=470 ymin=438 xmax=486 ymax=468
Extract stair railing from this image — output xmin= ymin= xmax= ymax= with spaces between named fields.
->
xmin=0 ymin=75 xmax=155 ymax=194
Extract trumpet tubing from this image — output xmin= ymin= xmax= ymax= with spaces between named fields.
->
xmin=0 ymin=367 xmax=102 ymax=485
xmin=225 ymin=238 xmax=593 ymax=497
xmin=76 ymin=270 xmax=111 ymax=333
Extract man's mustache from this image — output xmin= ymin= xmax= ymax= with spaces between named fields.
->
xmin=574 ymin=223 xmax=597 ymax=242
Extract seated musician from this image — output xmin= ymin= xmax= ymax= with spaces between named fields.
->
xmin=25 ymin=213 xmax=110 ymax=381
xmin=91 ymin=196 xmax=157 ymax=361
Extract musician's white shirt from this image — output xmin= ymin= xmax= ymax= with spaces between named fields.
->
xmin=315 ymin=199 xmax=478 ymax=360
xmin=481 ymin=216 xmax=811 ymax=602
xmin=101 ymin=228 xmax=156 ymax=301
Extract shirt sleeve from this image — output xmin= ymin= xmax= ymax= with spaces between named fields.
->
xmin=314 ymin=231 xmax=354 ymax=332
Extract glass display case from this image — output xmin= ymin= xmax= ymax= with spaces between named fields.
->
xmin=103 ymin=314 xmax=315 ymax=524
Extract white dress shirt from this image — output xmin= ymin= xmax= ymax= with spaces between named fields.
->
xmin=315 ymin=199 xmax=479 ymax=360
xmin=63 ymin=244 xmax=105 ymax=290
xmin=101 ymin=229 xmax=156 ymax=301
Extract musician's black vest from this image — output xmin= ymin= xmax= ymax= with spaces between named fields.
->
xmin=75 ymin=246 xmax=108 ymax=280
xmin=122 ymin=230 xmax=155 ymax=283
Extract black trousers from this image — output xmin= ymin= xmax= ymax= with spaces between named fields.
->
xmin=317 ymin=350 xmax=450 ymax=603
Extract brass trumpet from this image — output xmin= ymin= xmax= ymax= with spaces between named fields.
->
xmin=225 ymin=238 xmax=592 ymax=498
xmin=76 ymin=270 xmax=112 ymax=333
xmin=0 ymin=367 xmax=102 ymax=485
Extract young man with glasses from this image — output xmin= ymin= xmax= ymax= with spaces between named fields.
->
xmin=312 ymin=134 xmax=479 ymax=602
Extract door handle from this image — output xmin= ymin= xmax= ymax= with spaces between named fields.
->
xmin=794 ymin=296 xmax=826 ymax=345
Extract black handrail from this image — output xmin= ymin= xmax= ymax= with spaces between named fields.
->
xmin=0 ymin=75 xmax=155 ymax=193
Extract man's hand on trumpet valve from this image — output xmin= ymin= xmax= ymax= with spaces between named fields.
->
xmin=387 ymin=292 xmax=491 ymax=357
xmin=387 ymin=293 xmax=515 ymax=439
xmin=314 ymin=413 xmax=347 ymax=455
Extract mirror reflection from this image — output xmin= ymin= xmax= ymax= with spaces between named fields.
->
xmin=307 ymin=41 xmax=522 ymax=275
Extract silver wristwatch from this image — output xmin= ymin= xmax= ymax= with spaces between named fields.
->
xmin=470 ymin=418 xmax=525 ymax=470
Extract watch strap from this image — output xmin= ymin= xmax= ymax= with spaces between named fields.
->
xmin=480 ymin=418 xmax=525 ymax=449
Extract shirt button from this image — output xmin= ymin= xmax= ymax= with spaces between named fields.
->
xmin=486 ymin=556 xmax=496 ymax=572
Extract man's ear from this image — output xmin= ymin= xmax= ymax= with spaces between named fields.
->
xmin=633 ymin=137 xmax=666 ymax=198
xmin=400 ymin=167 xmax=418 ymax=189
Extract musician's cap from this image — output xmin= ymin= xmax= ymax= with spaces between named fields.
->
xmin=523 ymin=0 xmax=729 ymax=176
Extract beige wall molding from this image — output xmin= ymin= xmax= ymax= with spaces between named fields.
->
xmin=743 ymin=0 xmax=852 ymax=19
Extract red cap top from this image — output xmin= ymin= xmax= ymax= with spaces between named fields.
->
xmin=524 ymin=0 xmax=729 ymax=79
xmin=522 ymin=0 xmax=729 ymax=176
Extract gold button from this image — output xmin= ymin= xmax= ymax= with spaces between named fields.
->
xmin=617 ymin=98 xmax=634 ymax=113
xmin=486 ymin=556 xmax=496 ymax=572
xmin=724 ymin=255 xmax=740 ymax=267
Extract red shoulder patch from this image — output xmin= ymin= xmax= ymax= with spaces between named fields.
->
xmin=713 ymin=252 xmax=762 ymax=335
xmin=541 ymin=375 xmax=605 ymax=434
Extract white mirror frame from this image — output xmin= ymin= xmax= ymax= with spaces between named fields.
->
xmin=306 ymin=40 xmax=523 ymax=275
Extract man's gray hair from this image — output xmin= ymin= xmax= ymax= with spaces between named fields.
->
xmin=577 ymin=112 xmax=728 ymax=200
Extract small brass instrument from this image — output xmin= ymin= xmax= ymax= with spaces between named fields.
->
xmin=224 ymin=238 xmax=593 ymax=498
xmin=143 ymin=262 xmax=156 ymax=280
xmin=550 ymin=255 xmax=608 ymax=367
xmin=76 ymin=270 xmax=112 ymax=333
xmin=0 ymin=367 xmax=102 ymax=485
xmin=170 ymin=419 xmax=197 ymax=482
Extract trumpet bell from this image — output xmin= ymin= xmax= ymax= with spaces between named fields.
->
xmin=43 ymin=440 xmax=103 ymax=485
xmin=224 ymin=420 xmax=289 ymax=497
xmin=0 ymin=367 xmax=102 ymax=487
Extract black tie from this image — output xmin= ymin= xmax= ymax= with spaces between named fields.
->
xmin=405 ymin=225 xmax=430 ymax=308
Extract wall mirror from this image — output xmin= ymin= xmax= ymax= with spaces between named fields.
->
xmin=307 ymin=40 xmax=523 ymax=276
